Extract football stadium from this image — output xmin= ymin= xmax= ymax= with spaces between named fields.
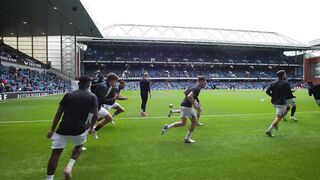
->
xmin=1 ymin=0 xmax=320 ymax=180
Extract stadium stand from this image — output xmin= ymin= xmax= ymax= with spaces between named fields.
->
xmin=0 ymin=43 xmax=72 ymax=92
xmin=120 ymin=80 xmax=304 ymax=90
xmin=82 ymin=45 xmax=304 ymax=89
xmin=83 ymin=63 xmax=299 ymax=79
xmin=84 ymin=46 xmax=299 ymax=65
xmin=0 ymin=64 xmax=72 ymax=92
xmin=77 ymin=24 xmax=310 ymax=90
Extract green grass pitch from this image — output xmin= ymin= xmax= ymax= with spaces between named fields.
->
xmin=0 ymin=89 xmax=319 ymax=180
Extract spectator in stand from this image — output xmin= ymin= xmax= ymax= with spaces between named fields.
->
xmin=0 ymin=64 xmax=72 ymax=92
xmin=0 ymin=79 xmax=4 ymax=93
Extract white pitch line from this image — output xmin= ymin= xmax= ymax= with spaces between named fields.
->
xmin=0 ymin=111 xmax=318 ymax=124
xmin=0 ymin=120 xmax=52 ymax=124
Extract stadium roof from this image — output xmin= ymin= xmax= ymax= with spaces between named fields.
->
xmin=0 ymin=0 xmax=102 ymax=37
xmin=309 ymin=39 xmax=320 ymax=47
xmin=78 ymin=24 xmax=310 ymax=50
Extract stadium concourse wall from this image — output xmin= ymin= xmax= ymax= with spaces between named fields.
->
xmin=48 ymin=67 xmax=73 ymax=80
xmin=304 ymin=57 xmax=320 ymax=84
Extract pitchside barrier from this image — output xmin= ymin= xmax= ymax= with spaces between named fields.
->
xmin=0 ymin=90 xmax=65 ymax=101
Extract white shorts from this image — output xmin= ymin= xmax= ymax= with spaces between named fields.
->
xmin=316 ymin=99 xmax=320 ymax=106
xmin=51 ymin=131 xmax=87 ymax=149
xmin=180 ymin=106 xmax=196 ymax=119
xmin=103 ymin=102 xmax=122 ymax=110
xmin=273 ymin=104 xmax=287 ymax=117
xmin=98 ymin=107 xmax=110 ymax=119
xmin=286 ymin=98 xmax=296 ymax=107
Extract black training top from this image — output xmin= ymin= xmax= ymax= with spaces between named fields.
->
xmin=308 ymin=84 xmax=320 ymax=100
xmin=286 ymin=81 xmax=295 ymax=99
xmin=56 ymin=89 xmax=98 ymax=135
xmin=140 ymin=79 xmax=150 ymax=94
xmin=180 ymin=85 xmax=201 ymax=108
xmin=104 ymin=86 xmax=119 ymax=105
xmin=287 ymin=91 xmax=296 ymax=99
xmin=266 ymin=80 xmax=291 ymax=105
xmin=91 ymin=82 xmax=109 ymax=109
xmin=105 ymin=85 xmax=126 ymax=105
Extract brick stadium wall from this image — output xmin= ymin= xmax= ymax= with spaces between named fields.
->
xmin=304 ymin=57 xmax=320 ymax=84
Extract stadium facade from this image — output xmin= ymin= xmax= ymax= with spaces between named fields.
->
xmin=0 ymin=0 xmax=102 ymax=80
xmin=77 ymin=24 xmax=317 ymax=89
xmin=1 ymin=0 xmax=319 ymax=83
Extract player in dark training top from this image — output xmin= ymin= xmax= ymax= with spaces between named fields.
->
xmin=283 ymin=88 xmax=298 ymax=121
xmin=46 ymin=75 xmax=98 ymax=180
xmin=307 ymin=81 xmax=320 ymax=106
xmin=161 ymin=76 xmax=207 ymax=143
xmin=168 ymin=89 xmax=204 ymax=126
xmin=90 ymin=73 xmax=120 ymax=139
xmin=140 ymin=73 xmax=151 ymax=116
xmin=103 ymin=80 xmax=128 ymax=119
xmin=265 ymin=70 xmax=292 ymax=137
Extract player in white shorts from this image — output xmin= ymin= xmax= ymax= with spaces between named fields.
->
xmin=46 ymin=76 xmax=98 ymax=180
xmin=161 ymin=76 xmax=207 ymax=143
xmin=103 ymin=80 xmax=128 ymax=119
xmin=168 ymin=98 xmax=203 ymax=126
xmin=90 ymin=73 xmax=120 ymax=140
xmin=283 ymin=89 xmax=298 ymax=121
xmin=96 ymin=106 xmax=112 ymax=125
xmin=265 ymin=70 xmax=292 ymax=137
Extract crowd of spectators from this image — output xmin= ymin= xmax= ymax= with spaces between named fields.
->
xmin=1 ymin=42 xmax=71 ymax=93
xmin=83 ymin=44 xmax=303 ymax=80
xmin=0 ymin=64 xmax=72 ymax=93
xmin=83 ymin=63 xmax=300 ymax=79
xmin=84 ymin=45 xmax=301 ymax=65
xmin=122 ymin=80 xmax=304 ymax=90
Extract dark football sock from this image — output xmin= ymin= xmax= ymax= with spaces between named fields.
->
xmin=291 ymin=106 xmax=296 ymax=116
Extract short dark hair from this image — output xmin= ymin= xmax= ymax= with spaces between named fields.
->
xmin=143 ymin=73 xmax=148 ymax=77
xmin=94 ymin=74 xmax=104 ymax=83
xmin=78 ymin=75 xmax=91 ymax=84
xmin=197 ymin=76 xmax=206 ymax=81
xmin=107 ymin=73 xmax=119 ymax=82
xmin=276 ymin=70 xmax=286 ymax=78
xmin=119 ymin=80 xmax=125 ymax=85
